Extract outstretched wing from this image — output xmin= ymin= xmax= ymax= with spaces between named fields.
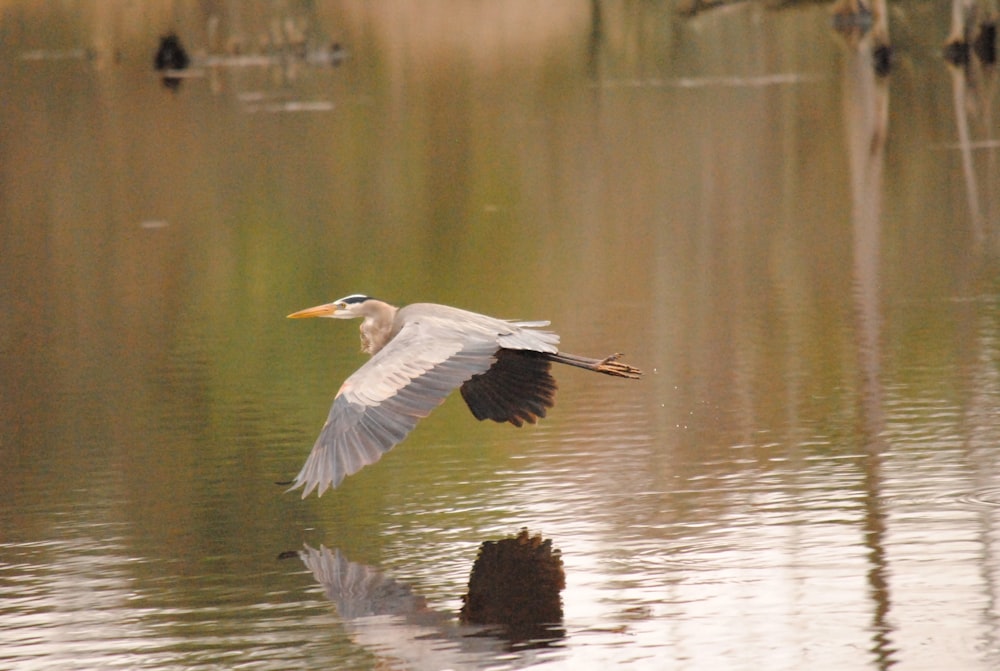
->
xmin=290 ymin=322 xmax=500 ymax=497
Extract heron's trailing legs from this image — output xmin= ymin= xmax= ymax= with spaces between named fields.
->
xmin=544 ymin=352 xmax=642 ymax=379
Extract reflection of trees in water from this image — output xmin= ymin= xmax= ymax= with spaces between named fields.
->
xmin=840 ymin=15 xmax=895 ymax=668
xmin=947 ymin=59 xmax=998 ymax=251
xmin=949 ymin=5 xmax=1000 ymax=661
xmin=150 ymin=7 xmax=347 ymax=93
xmin=832 ymin=0 xmax=892 ymax=76
xmin=945 ymin=0 xmax=998 ymax=67
xmin=958 ymin=290 xmax=1000 ymax=669
xmin=840 ymin=3 xmax=1000 ymax=666
xmin=945 ymin=0 xmax=999 ymax=252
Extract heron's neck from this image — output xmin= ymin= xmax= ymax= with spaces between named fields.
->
xmin=359 ymin=300 xmax=398 ymax=355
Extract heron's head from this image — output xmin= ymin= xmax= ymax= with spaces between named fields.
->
xmin=287 ymin=294 xmax=374 ymax=320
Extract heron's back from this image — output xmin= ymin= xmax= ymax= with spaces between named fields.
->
xmin=396 ymin=303 xmax=560 ymax=353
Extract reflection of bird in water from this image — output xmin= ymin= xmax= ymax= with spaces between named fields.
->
xmin=461 ymin=528 xmax=565 ymax=634
xmin=299 ymin=545 xmax=427 ymax=618
xmin=287 ymin=295 xmax=642 ymax=496
xmin=298 ymin=529 xmax=564 ymax=641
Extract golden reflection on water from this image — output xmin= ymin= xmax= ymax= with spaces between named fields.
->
xmin=3 ymin=1 xmax=1000 ymax=670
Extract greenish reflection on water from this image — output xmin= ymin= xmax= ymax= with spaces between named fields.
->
xmin=3 ymin=1 xmax=1000 ymax=670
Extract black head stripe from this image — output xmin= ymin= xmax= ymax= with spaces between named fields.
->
xmin=337 ymin=294 xmax=373 ymax=305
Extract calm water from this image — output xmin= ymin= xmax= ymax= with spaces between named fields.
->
xmin=3 ymin=1 xmax=1000 ymax=669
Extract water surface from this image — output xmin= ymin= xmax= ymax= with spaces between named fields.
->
xmin=3 ymin=1 xmax=1000 ymax=669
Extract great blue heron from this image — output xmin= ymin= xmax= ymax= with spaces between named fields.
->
xmin=287 ymin=295 xmax=642 ymax=496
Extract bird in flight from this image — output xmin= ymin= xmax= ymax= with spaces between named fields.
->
xmin=287 ymin=295 xmax=642 ymax=496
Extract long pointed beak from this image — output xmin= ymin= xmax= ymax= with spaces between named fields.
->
xmin=287 ymin=303 xmax=337 ymax=319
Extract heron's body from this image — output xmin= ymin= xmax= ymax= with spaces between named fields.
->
xmin=287 ymin=295 xmax=641 ymax=497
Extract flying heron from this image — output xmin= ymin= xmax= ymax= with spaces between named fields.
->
xmin=287 ymin=295 xmax=642 ymax=496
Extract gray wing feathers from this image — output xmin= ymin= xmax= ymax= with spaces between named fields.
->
xmin=291 ymin=324 xmax=501 ymax=497
xmin=291 ymin=307 xmax=560 ymax=497
xmin=497 ymin=325 xmax=559 ymax=352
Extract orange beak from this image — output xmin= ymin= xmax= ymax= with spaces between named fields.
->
xmin=287 ymin=303 xmax=337 ymax=319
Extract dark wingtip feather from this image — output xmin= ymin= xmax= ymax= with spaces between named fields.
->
xmin=460 ymin=350 xmax=557 ymax=426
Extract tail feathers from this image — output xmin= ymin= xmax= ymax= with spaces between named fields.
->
xmin=544 ymin=352 xmax=642 ymax=379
